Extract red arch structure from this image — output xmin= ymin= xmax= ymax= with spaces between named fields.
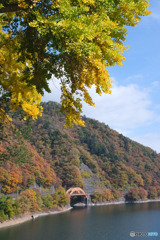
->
xmin=66 ymin=187 xmax=87 ymax=198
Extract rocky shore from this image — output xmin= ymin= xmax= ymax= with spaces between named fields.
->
xmin=0 ymin=206 xmax=72 ymax=230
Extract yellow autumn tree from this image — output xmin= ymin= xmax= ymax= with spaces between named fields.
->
xmin=0 ymin=0 xmax=151 ymax=126
xmin=0 ymin=20 xmax=43 ymax=122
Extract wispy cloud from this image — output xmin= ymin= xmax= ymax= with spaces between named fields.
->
xmin=150 ymin=12 xmax=160 ymax=22
xmin=126 ymin=74 xmax=143 ymax=81
xmin=151 ymin=81 xmax=160 ymax=88
xmin=133 ymin=133 xmax=160 ymax=153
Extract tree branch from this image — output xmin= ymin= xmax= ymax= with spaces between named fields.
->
xmin=0 ymin=4 xmax=22 ymax=13
xmin=0 ymin=1 xmax=33 ymax=13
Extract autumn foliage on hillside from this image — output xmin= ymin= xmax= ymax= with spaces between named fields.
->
xmin=0 ymin=187 xmax=70 ymax=222
xmin=1 ymin=101 xmax=160 ymax=207
xmin=0 ymin=123 xmax=56 ymax=194
xmin=13 ymin=102 xmax=160 ymax=190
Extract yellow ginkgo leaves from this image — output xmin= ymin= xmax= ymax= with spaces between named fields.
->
xmin=0 ymin=0 xmax=151 ymax=126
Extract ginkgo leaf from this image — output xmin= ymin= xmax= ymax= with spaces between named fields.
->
xmin=0 ymin=0 xmax=151 ymax=126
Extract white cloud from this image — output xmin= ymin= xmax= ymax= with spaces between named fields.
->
xmin=43 ymin=80 xmax=155 ymax=132
xmin=82 ymin=84 xmax=154 ymax=131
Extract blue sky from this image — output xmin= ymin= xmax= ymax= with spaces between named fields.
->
xmin=43 ymin=0 xmax=160 ymax=153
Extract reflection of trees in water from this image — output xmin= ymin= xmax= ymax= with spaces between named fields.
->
xmin=88 ymin=202 xmax=160 ymax=217
xmin=70 ymin=207 xmax=88 ymax=220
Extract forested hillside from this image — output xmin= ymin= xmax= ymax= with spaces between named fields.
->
xmin=0 ymin=101 xmax=160 ymax=220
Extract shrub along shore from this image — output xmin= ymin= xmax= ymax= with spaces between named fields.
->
xmin=0 ymin=186 xmax=70 ymax=224
xmin=0 ymin=206 xmax=72 ymax=229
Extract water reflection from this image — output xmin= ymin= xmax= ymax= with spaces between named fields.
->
xmin=0 ymin=202 xmax=160 ymax=240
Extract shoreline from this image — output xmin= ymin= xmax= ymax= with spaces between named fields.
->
xmin=1 ymin=199 xmax=160 ymax=230
xmin=87 ymin=198 xmax=160 ymax=207
xmin=0 ymin=206 xmax=72 ymax=230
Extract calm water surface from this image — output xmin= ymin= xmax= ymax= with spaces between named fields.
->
xmin=0 ymin=202 xmax=160 ymax=240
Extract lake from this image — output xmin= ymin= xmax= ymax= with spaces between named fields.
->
xmin=0 ymin=202 xmax=160 ymax=240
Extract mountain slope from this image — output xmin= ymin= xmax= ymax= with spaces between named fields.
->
xmin=1 ymin=101 xmax=160 ymax=197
